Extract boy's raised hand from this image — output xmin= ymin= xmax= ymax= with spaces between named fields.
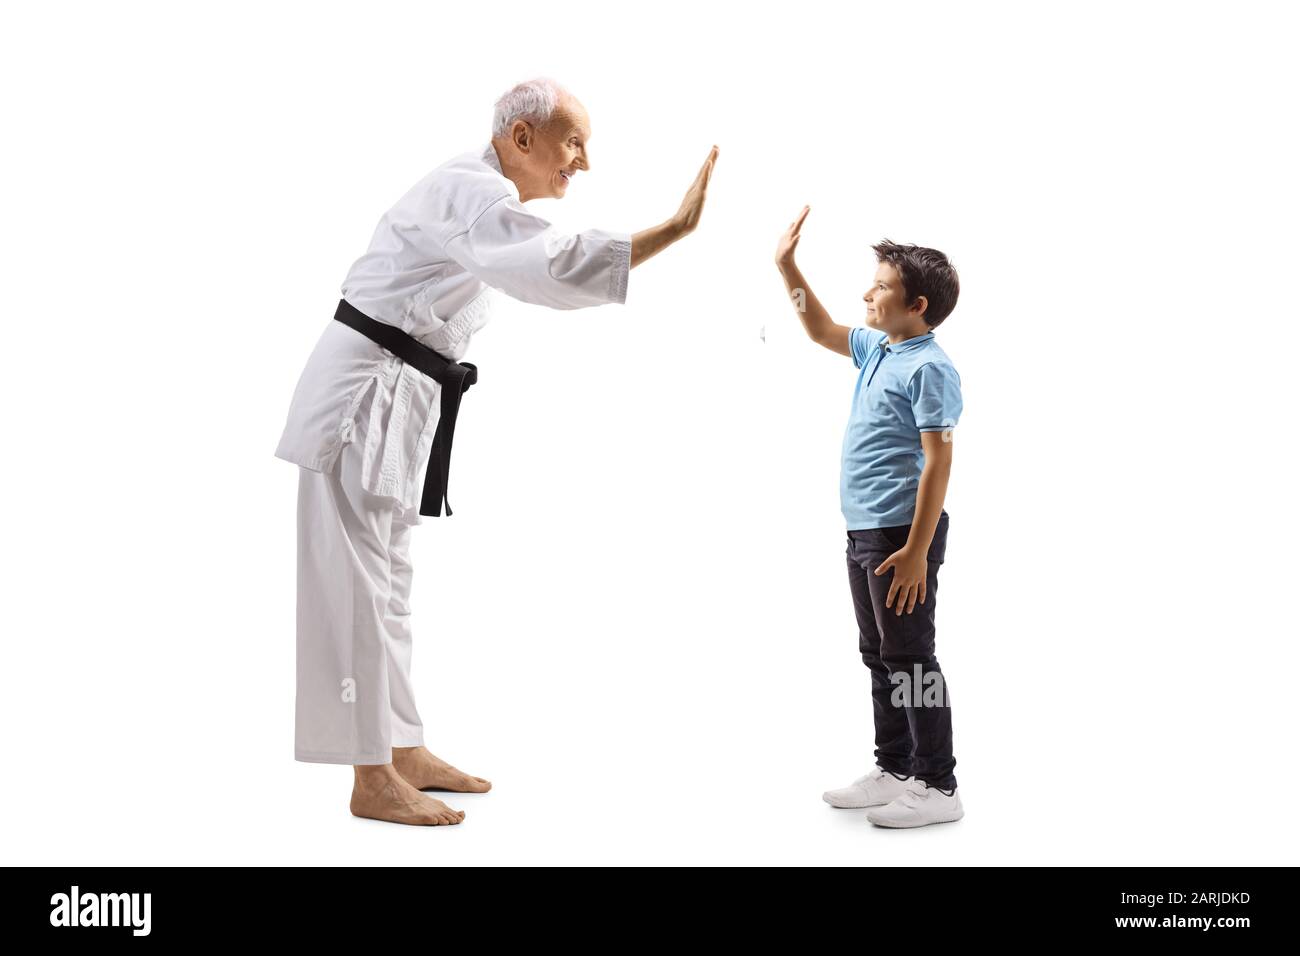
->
xmin=775 ymin=205 xmax=810 ymax=266
xmin=876 ymin=547 xmax=929 ymax=615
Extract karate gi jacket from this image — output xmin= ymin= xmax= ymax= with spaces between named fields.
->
xmin=274 ymin=142 xmax=632 ymax=519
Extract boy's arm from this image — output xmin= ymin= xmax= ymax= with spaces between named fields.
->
xmin=775 ymin=206 xmax=852 ymax=357
xmin=875 ymin=431 xmax=953 ymax=615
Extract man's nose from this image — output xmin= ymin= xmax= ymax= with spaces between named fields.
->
xmin=575 ymin=150 xmax=589 ymax=171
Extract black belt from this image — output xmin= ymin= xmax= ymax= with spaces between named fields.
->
xmin=332 ymin=298 xmax=478 ymax=517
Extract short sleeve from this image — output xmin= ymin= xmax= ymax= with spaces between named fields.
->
xmin=849 ymin=326 xmax=885 ymax=369
xmin=443 ymin=195 xmax=631 ymax=311
xmin=908 ymin=362 xmax=963 ymax=432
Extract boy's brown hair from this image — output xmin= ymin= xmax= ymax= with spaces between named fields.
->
xmin=872 ymin=240 xmax=960 ymax=328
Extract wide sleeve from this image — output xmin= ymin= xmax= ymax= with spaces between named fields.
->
xmin=908 ymin=362 xmax=963 ymax=432
xmin=442 ymin=195 xmax=631 ymax=310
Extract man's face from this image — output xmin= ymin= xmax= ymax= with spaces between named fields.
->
xmin=514 ymin=96 xmax=591 ymax=200
xmin=863 ymin=262 xmax=927 ymax=334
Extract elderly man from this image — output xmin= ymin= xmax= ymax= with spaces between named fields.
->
xmin=274 ymin=78 xmax=717 ymax=826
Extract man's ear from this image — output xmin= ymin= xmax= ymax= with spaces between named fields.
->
xmin=910 ymin=295 xmax=929 ymax=321
xmin=511 ymin=119 xmax=534 ymax=154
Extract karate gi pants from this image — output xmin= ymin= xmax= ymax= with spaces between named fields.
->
xmin=294 ymin=385 xmax=426 ymax=765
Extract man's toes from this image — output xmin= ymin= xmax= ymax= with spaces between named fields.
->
xmin=427 ymin=798 xmax=463 ymax=824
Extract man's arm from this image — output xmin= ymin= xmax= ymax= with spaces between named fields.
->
xmin=443 ymin=204 xmax=631 ymax=310
xmin=774 ymin=206 xmax=852 ymax=357
xmin=631 ymin=146 xmax=717 ymax=268
xmin=441 ymin=146 xmax=717 ymax=309
xmin=875 ymin=431 xmax=953 ymax=615
xmin=631 ymin=219 xmax=685 ymax=268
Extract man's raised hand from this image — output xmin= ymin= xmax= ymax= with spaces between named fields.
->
xmin=673 ymin=145 xmax=719 ymax=235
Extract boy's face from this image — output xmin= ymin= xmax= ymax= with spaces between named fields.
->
xmin=863 ymin=262 xmax=928 ymax=334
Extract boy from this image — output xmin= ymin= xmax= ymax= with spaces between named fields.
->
xmin=775 ymin=207 xmax=964 ymax=828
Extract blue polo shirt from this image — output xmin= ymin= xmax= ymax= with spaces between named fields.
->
xmin=841 ymin=327 xmax=963 ymax=530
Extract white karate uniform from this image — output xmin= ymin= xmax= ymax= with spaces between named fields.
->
xmin=276 ymin=142 xmax=631 ymax=764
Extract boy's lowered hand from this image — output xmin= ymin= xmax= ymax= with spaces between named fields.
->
xmin=876 ymin=547 xmax=929 ymax=615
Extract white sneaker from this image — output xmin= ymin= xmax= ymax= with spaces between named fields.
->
xmin=866 ymin=779 xmax=964 ymax=828
xmin=822 ymin=767 xmax=915 ymax=809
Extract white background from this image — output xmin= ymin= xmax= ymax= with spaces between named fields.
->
xmin=2 ymin=0 xmax=1297 ymax=865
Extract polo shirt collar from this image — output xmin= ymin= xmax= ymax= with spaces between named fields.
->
xmin=882 ymin=331 xmax=935 ymax=353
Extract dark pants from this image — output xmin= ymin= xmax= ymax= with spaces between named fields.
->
xmin=846 ymin=511 xmax=957 ymax=791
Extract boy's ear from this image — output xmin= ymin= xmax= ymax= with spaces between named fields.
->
xmin=910 ymin=295 xmax=929 ymax=319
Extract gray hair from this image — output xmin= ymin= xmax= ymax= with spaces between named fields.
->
xmin=491 ymin=77 xmax=570 ymax=139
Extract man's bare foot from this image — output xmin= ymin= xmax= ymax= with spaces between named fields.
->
xmin=392 ymin=746 xmax=492 ymax=793
xmin=350 ymin=764 xmax=465 ymax=826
